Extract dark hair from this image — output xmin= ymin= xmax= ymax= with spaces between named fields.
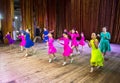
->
xmin=63 ymin=32 xmax=71 ymax=39
xmin=50 ymin=32 xmax=54 ymax=36
xmin=28 ymin=29 xmax=31 ymax=31
xmin=63 ymin=32 xmax=68 ymax=35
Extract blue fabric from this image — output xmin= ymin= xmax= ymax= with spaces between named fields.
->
xmin=43 ymin=30 xmax=49 ymax=43
xmin=24 ymin=32 xmax=34 ymax=48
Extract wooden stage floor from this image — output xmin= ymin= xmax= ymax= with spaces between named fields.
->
xmin=0 ymin=42 xmax=120 ymax=83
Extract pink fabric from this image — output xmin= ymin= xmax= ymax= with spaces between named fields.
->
xmin=69 ymin=32 xmax=79 ymax=47
xmin=59 ymin=36 xmax=64 ymax=40
xmin=48 ymin=38 xmax=57 ymax=54
xmin=18 ymin=35 xmax=26 ymax=46
xmin=79 ymin=36 xmax=85 ymax=46
xmin=60 ymin=37 xmax=73 ymax=57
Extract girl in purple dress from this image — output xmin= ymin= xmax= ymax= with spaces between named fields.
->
xmin=18 ymin=33 xmax=26 ymax=51
xmin=79 ymin=32 xmax=85 ymax=51
xmin=47 ymin=32 xmax=57 ymax=63
xmin=4 ymin=32 xmax=15 ymax=49
xmin=58 ymin=32 xmax=73 ymax=66
xmin=69 ymin=29 xmax=80 ymax=55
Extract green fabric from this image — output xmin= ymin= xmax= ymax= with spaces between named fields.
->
xmin=99 ymin=32 xmax=111 ymax=53
xmin=90 ymin=39 xmax=104 ymax=67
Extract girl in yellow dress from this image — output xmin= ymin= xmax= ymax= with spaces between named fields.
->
xmin=86 ymin=33 xmax=104 ymax=72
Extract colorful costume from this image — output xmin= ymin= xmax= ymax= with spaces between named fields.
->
xmin=90 ymin=39 xmax=104 ymax=67
xmin=99 ymin=32 xmax=111 ymax=53
xmin=48 ymin=37 xmax=57 ymax=54
xmin=18 ymin=35 xmax=26 ymax=47
xmin=69 ymin=33 xmax=79 ymax=47
xmin=5 ymin=34 xmax=15 ymax=44
xmin=79 ymin=36 xmax=85 ymax=46
xmin=24 ymin=32 xmax=34 ymax=48
xmin=60 ymin=37 xmax=73 ymax=57
xmin=43 ymin=30 xmax=49 ymax=43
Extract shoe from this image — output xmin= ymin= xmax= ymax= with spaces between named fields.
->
xmin=53 ymin=57 xmax=57 ymax=60
xmin=70 ymin=58 xmax=74 ymax=63
xmin=49 ymin=59 xmax=52 ymax=63
xmin=104 ymin=57 xmax=109 ymax=61
xmin=62 ymin=62 xmax=67 ymax=66
xmin=21 ymin=49 xmax=23 ymax=51
xmin=90 ymin=67 xmax=94 ymax=72
xmin=97 ymin=66 xmax=100 ymax=69
xmin=25 ymin=53 xmax=28 ymax=57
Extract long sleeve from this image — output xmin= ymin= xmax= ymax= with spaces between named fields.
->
xmin=100 ymin=32 xmax=102 ymax=38
xmin=68 ymin=32 xmax=72 ymax=36
xmin=60 ymin=42 xmax=64 ymax=45
xmin=76 ymin=33 xmax=79 ymax=37
xmin=107 ymin=32 xmax=111 ymax=40
xmin=5 ymin=35 xmax=7 ymax=38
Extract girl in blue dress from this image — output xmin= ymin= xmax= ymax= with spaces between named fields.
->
xmin=98 ymin=27 xmax=111 ymax=57
xmin=43 ymin=28 xmax=49 ymax=43
xmin=21 ymin=29 xmax=34 ymax=56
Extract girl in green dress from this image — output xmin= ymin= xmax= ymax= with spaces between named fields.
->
xmin=86 ymin=33 xmax=104 ymax=72
xmin=98 ymin=27 xmax=111 ymax=56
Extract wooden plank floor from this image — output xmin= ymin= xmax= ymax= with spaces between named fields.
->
xmin=0 ymin=42 xmax=120 ymax=83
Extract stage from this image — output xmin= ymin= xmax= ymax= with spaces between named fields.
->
xmin=0 ymin=42 xmax=120 ymax=83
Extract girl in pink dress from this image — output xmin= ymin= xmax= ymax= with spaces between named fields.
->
xmin=18 ymin=33 xmax=26 ymax=51
xmin=69 ymin=29 xmax=80 ymax=55
xmin=58 ymin=29 xmax=68 ymax=40
xmin=79 ymin=32 xmax=85 ymax=51
xmin=47 ymin=32 xmax=57 ymax=63
xmin=58 ymin=32 xmax=73 ymax=66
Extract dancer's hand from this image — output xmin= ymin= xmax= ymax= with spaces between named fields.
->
xmin=104 ymin=36 xmax=108 ymax=39
xmin=97 ymin=34 xmax=100 ymax=37
xmin=76 ymin=31 xmax=78 ymax=33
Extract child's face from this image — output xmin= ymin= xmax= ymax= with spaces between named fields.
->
xmin=81 ymin=33 xmax=84 ymax=37
xmin=91 ymin=33 xmax=96 ymax=39
xmin=26 ymin=29 xmax=29 ymax=33
xmin=44 ymin=28 xmax=47 ymax=31
xmin=64 ymin=29 xmax=67 ymax=32
xmin=63 ymin=33 xmax=67 ymax=38
xmin=48 ymin=33 xmax=52 ymax=37
xmin=71 ymin=29 xmax=75 ymax=33
xmin=7 ymin=32 xmax=9 ymax=34
xmin=102 ymin=27 xmax=106 ymax=32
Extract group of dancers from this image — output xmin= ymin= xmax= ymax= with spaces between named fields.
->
xmin=4 ymin=26 xmax=111 ymax=72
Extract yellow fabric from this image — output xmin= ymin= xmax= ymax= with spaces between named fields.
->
xmin=90 ymin=39 xmax=104 ymax=66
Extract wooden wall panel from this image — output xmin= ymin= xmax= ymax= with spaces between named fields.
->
xmin=20 ymin=0 xmax=34 ymax=39
xmin=0 ymin=0 xmax=14 ymax=43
